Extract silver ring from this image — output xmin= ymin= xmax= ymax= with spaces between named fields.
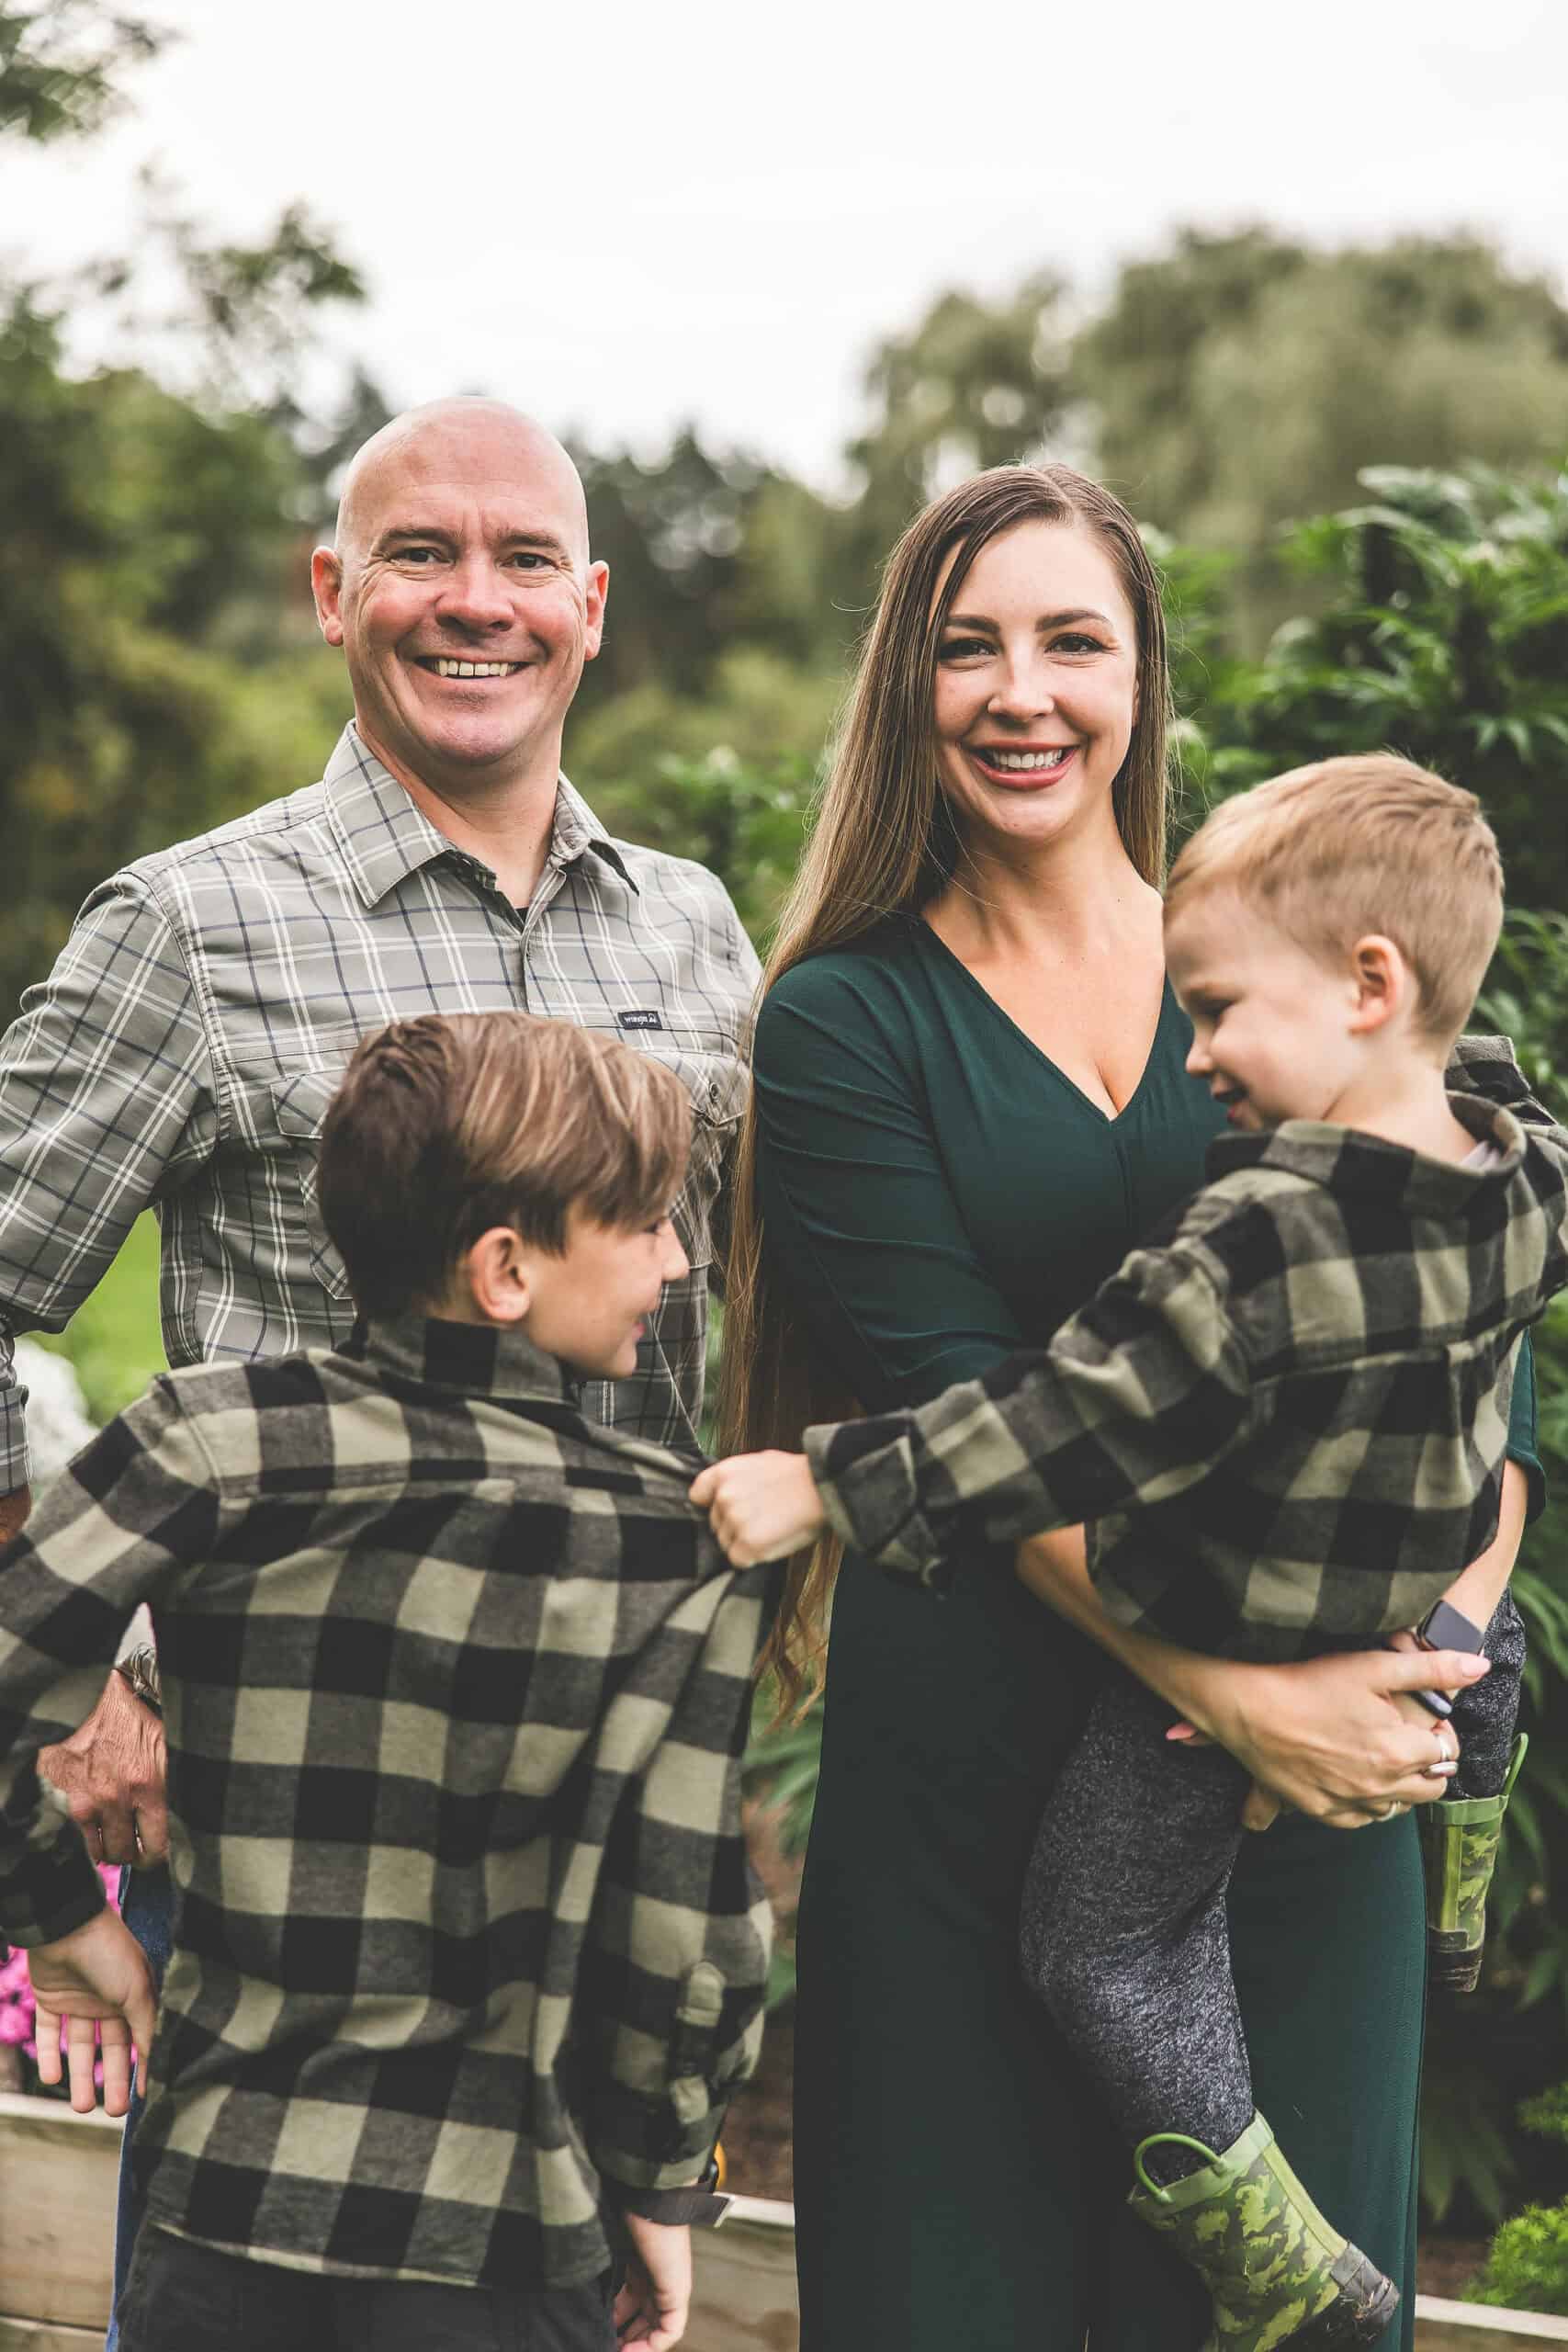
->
xmin=1377 ymin=1801 xmax=1406 ymax=1821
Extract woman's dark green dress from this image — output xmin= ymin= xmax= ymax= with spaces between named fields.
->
xmin=752 ymin=915 xmax=1539 ymax=2352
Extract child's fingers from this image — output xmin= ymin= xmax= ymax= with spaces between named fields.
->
xmin=64 ymin=2012 xmax=99 ymax=2112
xmin=98 ymin=2015 xmax=135 ymax=2117
xmin=688 ymin=1465 xmax=716 ymax=1507
xmin=32 ymin=2000 xmax=63 ymax=2086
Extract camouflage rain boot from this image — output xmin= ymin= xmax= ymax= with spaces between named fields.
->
xmin=1420 ymin=1732 xmax=1528 ymax=1995
xmin=1128 ymin=2112 xmax=1399 ymax=2350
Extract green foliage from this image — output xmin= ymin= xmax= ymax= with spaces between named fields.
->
xmin=1077 ymin=232 xmax=1568 ymax=646
xmin=32 ymin=1215 xmax=162 ymax=1420
xmin=1194 ymin=464 xmax=1568 ymax=909
xmin=741 ymin=1683 xmax=823 ymax=2009
xmin=0 ymin=0 xmax=164 ymax=141
xmin=1466 ymin=2082 xmax=1568 ymax=2312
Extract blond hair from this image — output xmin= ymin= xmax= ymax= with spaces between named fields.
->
xmin=720 ymin=463 xmax=1176 ymax=1715
xmin=319 ymin=1012 xmax=690 ymax=1317
xmin=1166 ymin=754 xmax=1504 ymax=1045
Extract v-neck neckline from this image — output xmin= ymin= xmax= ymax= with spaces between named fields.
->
xmin=917 ymin=918 xmax=1177 ymax=1128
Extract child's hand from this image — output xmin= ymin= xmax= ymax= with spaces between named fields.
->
xmin=615 ymin=2213 xmax=691 ymax=2350
xmin=28 ymin=1904 xmax=156 ymax=2116
xmin=689 ymin=1452 xmax=826 ymax=1565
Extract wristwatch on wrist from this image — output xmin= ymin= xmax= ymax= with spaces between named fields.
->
xmin=114 ymin=1646 xmax=163 ymax=1718
xmin=614 ymin=2151 xmax=729 ymax=2229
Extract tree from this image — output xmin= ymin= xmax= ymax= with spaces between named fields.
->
xmin=0 ymin=0 xmax=164 ymax=141
xmin=840 ymin=274 xmax=1076 ymax=603
xmin=0 ymin=0 xmax=367 ymax=1021
xmin=1077 ymin=232 xmax=1568 ymax=642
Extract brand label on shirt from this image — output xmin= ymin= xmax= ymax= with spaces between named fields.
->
xmin=617 ymin=1009 xmax=665 ymax=1032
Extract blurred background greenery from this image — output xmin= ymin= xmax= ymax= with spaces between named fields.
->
xmin=6 ymin=0 xmax=1568 ymax=2286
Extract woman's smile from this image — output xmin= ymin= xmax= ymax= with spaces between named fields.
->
xmin=964 ymin=741 xmax=1080 ymax=791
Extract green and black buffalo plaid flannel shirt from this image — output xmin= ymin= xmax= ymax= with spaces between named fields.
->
xmin=0 ymin=1316 xmax=771 ymax=2290
xmin=808 ymin=1042 xmax=1568 ymax=1662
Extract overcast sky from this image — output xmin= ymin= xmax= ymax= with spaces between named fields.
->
xmin=9 ymin=0 xmax=1568 ymax=487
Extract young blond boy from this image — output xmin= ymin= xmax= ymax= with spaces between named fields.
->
xmin=696 ymin=757 xmax=1566 ymax=2352
xmin=0 ymin=1013 xmax=770 ymax=2352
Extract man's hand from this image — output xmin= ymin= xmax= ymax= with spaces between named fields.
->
xmin=0 ymin=1482 xmax=32 ymax=1547
xmin=615 ymin=2214 xmax=693 ymax=2350
xmin=38 ymin=1668 xmax=168 ymax=1866
xmin=689 ymin=1452 xmax=826 ymax=1566
xmin=28 ymin=1905 xmax=157 ymax=2116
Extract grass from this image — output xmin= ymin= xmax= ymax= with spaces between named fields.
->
xmin=31 ymin=1214 xmax=165 ymax=1421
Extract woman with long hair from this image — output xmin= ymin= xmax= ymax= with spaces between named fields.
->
xmin=720 ymin=464 xmax=1538 ymax=2348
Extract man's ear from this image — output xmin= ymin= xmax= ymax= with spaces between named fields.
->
xmin=1347 ymin=934 xmax=1409 ymax=1035
xmin=310 ymin=546 xmax=346 ymax=648
xmin=460 ymin=1227 xmax=533 ymax=1325
xmin=581 ymin=559 xmax=609 ymax=664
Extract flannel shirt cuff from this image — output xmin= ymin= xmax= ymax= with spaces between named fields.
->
xmin=0 ymin=1379 xmax=30 ymax=1501
xmin=803 ymin=1424 xmax=947 ymax=1586
xmin=584 ymin=2079 xmax=730 ymax=2195
xmin=0 ymin=1797 xmax=109 ymax=1950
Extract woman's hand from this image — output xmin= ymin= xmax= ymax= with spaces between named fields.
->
xmin=1010 ymin=1530 xmax=1479 ymax=1831
xmin=1177 ymin=1646 xmax=1482 ymax=1830
xmin=690 ymin=1452 xmax=826 ymax=1566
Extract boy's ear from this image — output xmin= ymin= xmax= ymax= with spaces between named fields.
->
xmin=1346 ymin=934 xmax=1409 ymax=1035
xmin=460 ymin=1227 xmax=534 ymax=1325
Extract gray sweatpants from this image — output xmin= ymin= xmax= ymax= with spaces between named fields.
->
xmin=1018 ymin=1594 xmax=1524 ymax=2172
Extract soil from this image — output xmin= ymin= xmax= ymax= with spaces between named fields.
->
xmin=1416 ymin=2238 xmax=1487 ymax=2301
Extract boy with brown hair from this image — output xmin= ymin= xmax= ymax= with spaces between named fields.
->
xmin=696 ymin=756 xmax=1565 ymax=2352
xmin=0 ymin=1012 xmax=771 ymax=2352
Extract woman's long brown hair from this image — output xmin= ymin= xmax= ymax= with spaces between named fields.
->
xmin=720 ymin=464 xmax=1175 ymax=1717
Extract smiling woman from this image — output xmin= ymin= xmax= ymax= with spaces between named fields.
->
xmin=713 ymin=464 xmax=1534 ymax=2352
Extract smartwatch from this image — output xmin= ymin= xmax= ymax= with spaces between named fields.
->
xmin=1411 ymin=1597 xmax=1484 ymax=1719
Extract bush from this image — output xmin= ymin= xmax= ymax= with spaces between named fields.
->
xmin=1467 ymin=2084 xmax=1568 ymax=2312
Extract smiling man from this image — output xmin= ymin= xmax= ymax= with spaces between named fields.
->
xmin=0 ymin=398 xmax=760 ymax=2347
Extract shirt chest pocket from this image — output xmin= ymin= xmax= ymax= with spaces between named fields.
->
xmin=270 ymin=1064 xmax=355 ymax=1302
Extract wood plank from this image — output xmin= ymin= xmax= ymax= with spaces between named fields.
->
xmin=1416 ymin=2297 xmax=1568 ymax=2346
xmin=0 ymin=2096 xmax=120 ymax=2332
xmin=688 ymin=2201 xmax=799 ymax=2352
xmin=0 ymin=2323 xmax=107 ymax=2350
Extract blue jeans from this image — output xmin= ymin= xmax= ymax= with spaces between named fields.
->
xmin=106 ymin=1865 xmax=172 ymax=2352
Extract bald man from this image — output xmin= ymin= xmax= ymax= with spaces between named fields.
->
xmin=0 ymin=400 xmax=760 ymax=2345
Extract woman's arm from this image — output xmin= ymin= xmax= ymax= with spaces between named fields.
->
xmin=1013 ymin=1525 xmax=1486 ymax=1829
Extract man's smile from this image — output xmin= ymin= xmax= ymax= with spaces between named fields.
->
xmin=412 ymin=657 xmax=525 ymax=680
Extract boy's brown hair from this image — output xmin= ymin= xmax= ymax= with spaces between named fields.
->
xmin=1165 ymin=753 xmax=1504 ymax=1045
xmin=318 ymin=1012 xmax=691 ymax=1317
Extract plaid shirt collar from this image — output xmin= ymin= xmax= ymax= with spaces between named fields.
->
xmin=321 ymin=723 xmax=637 ymax=910
xmin=1205 ymin=1094 xmax=1526 ymax=1209
xmin=344 ymin=1310 xmax=574 ymax=1407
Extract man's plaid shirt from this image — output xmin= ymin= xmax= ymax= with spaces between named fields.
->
xmin=0 ymin=1316 xmax=771 ymax=2290
xmin=808 ymin=1044 xmax=1568 ymax=1662
xmin=0 ymin=725 xmax=760 ymax=1487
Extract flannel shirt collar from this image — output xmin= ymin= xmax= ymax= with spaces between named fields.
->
xmin=322 ymin=724 xmax=636 ymax=910
xmin=351 ymin=1311 xmax=573 ymax=1406
xmin=1206 ymin=1093 xmax=1527 ymax=1213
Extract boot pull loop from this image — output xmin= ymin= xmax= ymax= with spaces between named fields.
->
xmin=1131 ymin=2132 xmax=1220 ymax=2200
xmin=1503 ymin=1730 xmax=1529 ymax=1804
